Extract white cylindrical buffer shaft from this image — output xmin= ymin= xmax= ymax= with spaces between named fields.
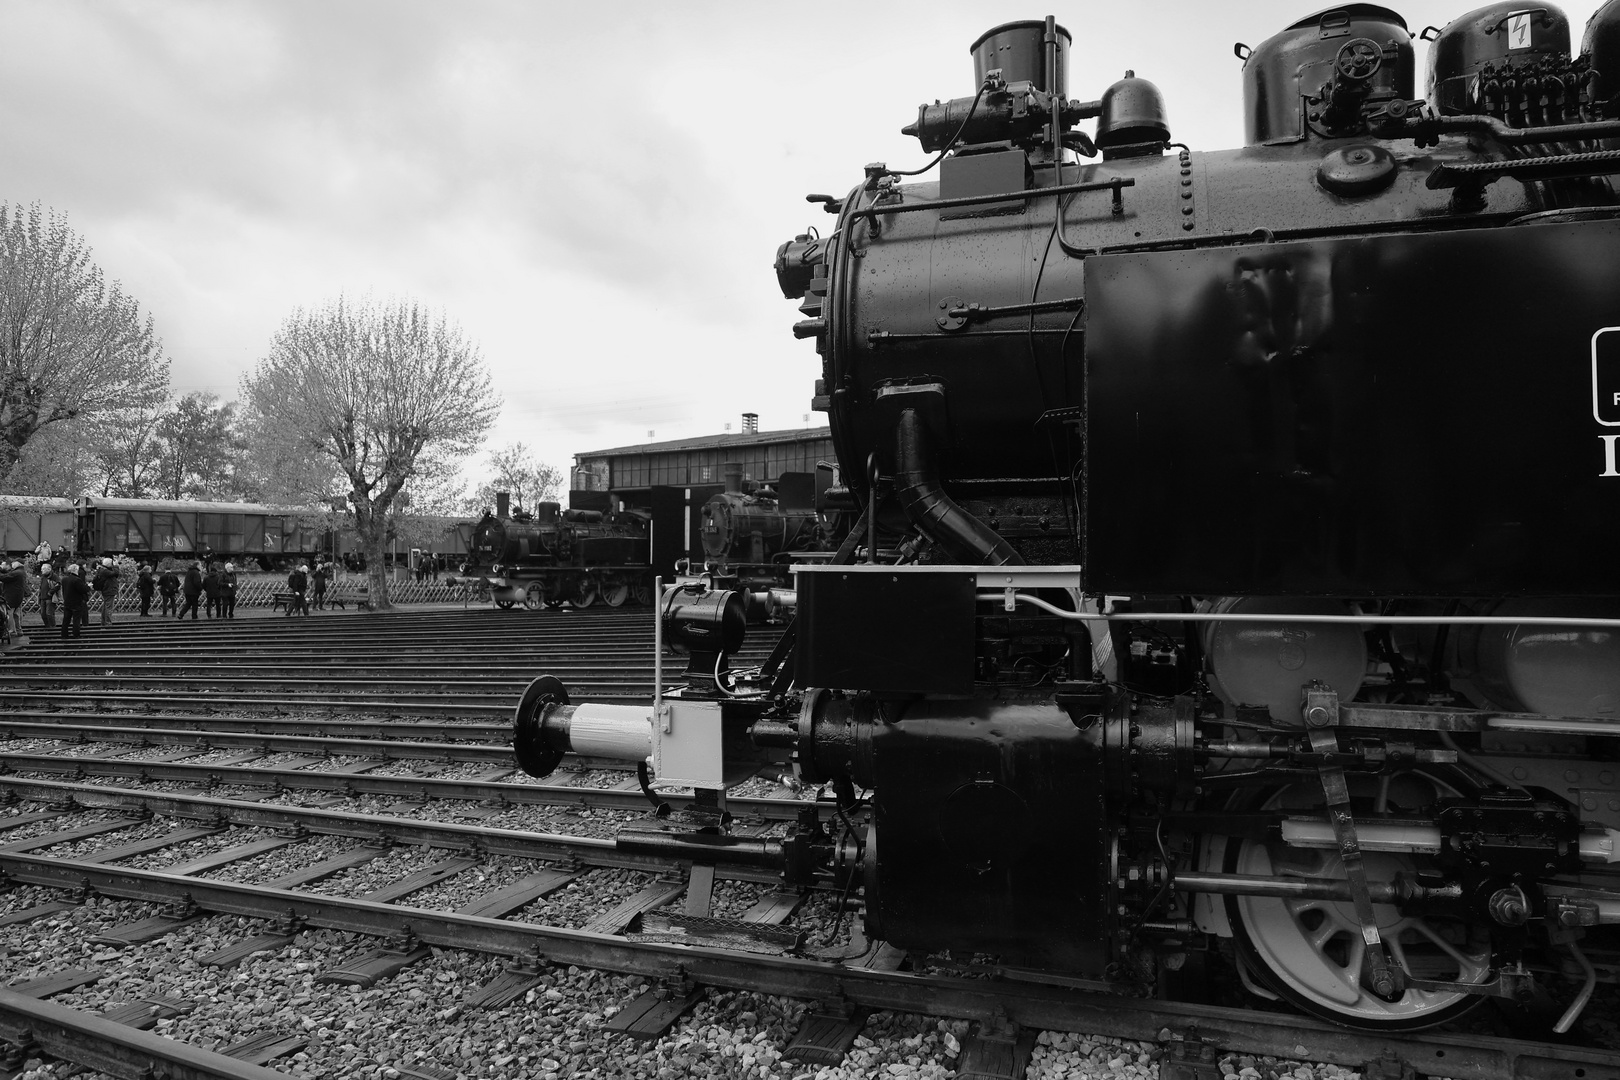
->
xmin=559 ymin=703 xmax=653 ymax=761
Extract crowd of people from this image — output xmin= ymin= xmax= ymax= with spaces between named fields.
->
xmin=2 ymin=543 xmax=347 ymax=643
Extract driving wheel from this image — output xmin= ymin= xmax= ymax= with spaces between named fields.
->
xmin=573 ymin=577 xmax=598 ymax=608
xmin=1225 ymin=772 xmax=1490 ymax=1030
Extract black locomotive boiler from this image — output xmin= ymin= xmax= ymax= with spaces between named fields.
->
xmin=515 ymin=4 xmax=1620 ymax=1033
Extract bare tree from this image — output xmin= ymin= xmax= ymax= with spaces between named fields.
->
xmin=240 ymin=296 xmax=498 ymax=609
xmin=0 ymin=204 xmax=168 ymax=475
xmin=470 ymin=441 xmax=564 ymax=515
xmin=95 ymin=402 xmax=168 ymax=497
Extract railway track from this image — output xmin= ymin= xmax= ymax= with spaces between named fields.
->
xmin=1 ymin=607 xmax=781 ymax=715
xmin=1 ymin=608 xmax=1615 ymax=1080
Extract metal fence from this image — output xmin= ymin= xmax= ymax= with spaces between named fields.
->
xmin=17 ymin=573 xmax=489 ymax=614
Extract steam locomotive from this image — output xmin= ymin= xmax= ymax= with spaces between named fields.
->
xmin=462 ymin=493 xmax=653 ymax=609
xmin=515 ymin=3 xmax=1620 ymax=1033
xmin=696 ymin=464 xmax=836 ymax=618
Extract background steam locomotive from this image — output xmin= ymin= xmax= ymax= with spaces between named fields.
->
xmin=464 ymin=492 xmax=654 ymax=609
xmin=514 ymin=1 xmax=1620 ymax=1034
xmin=462 ymin=471 xmax=836 ymax=614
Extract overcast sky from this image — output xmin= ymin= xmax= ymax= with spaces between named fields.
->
xmin=4 ymin=0 xmax=1606 ymax=481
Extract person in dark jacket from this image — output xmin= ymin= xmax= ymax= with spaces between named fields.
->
xmin=203 ymin=563 xmax=221 ymax=619
xmin=136 ymin=563 xmax=156 ymax=617
xmin=311 ymin=560 xmax=328 ymax=610
xmin=91 ymin=558 xmax=119 ymax=625
xmin=36 ymin=563 xmax=59 ymax=629
xmin=221 ymin=562 xmax=238 ymax=619
xmin=157 ymin=566 xmax=180 ymax=617
xmin=60 ymin=564 xmax=90 ymax=640
xmin=286 ymin=564 xmax=309 ymax=616
xmin=179 ymin=562 xmax=203 ymax=620
xmin=0 ymin=561 xmax=26 ymax=640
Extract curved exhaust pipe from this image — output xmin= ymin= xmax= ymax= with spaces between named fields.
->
xmin=893 ymin=408 xmax=1023 ymax=566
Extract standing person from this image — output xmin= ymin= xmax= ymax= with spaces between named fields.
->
xmin=158 ymin=565 xmax=180 ymax=617
xmin=220 ymin=562 xmax=238 ymax=619
xmin=0 ymin=561 xmax=26 ymax=641
xmin=36 ymin=563 xmax=59 ymax=629
xmin=287 ymin=563 xmax=309 ymax=616
xmin=311 ymin=560 xmax=328 ymax=611
xmin=136 ymin=563 xmax=156 ymax=617
xmin=91 ymin=557 xmax=119 ymax=625
xmin=179 ymin=561 xmax=203 ymax=620
xmin=203 ymin=562 xmax=221 ymax=619
xmin=60 ymin=564 xmax=90 ymax=640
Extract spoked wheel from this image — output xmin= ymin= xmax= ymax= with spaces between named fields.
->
xmin=1225 ymin=773 xmax=1490 ymax=1030
xmin=573 ymin=577 xmax=598 ymax=608
xmin=523 ymin=582 xmax=546 ymax=610
xmin=600 ymin=578 xmax=629 ymax=608
xmin=630 ymin=582 xmax=653 ymax=606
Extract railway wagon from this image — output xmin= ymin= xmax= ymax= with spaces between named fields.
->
xmin=514 ymin=2 xmax=1620 ymax=1037
xmin=76 ymin=496 xmax=329 ymax=562
xmin=0 ymin=496 xmax=76 ymax=555
xmin=69 ymin=496 xmax=470 ymax=566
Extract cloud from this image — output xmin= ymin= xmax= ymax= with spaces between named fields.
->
xmin=2 ymin=0 xmax=1607 ymax=481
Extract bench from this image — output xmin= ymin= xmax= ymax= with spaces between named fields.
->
xmin=271 ymin=592 xmax=306 ymax=612
xmin=328 ymin=585 xmax=370 ymax=610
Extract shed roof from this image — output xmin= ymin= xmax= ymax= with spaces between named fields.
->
xmin=575 ymin=426 xmax=832 ymax=461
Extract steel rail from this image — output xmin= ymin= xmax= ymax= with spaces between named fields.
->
xmin=0 ymin=676 xmax=627 ymax=695
xmin=0 ymin=692 xmax=543 ymax=716
xmin=0 ymin=987 xmax=294 ymax=1080
xmin=0 ymin=776 xmax=695 ymax=871
xmin=0 ymin=654 xmax=690 ymax=670
xmin=0 ymin=752 xmax=810 ymax=820
xmin=0 ymin=720 xmax=513 ymax=761
xmin=0 ymin=710 xmax=509 ymax=739
xmin=0 ymin=848 xmax=1612 ymax=1080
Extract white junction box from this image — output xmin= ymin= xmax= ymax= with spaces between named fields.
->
xmin=652 ymin=700 xmax=724 ymax=789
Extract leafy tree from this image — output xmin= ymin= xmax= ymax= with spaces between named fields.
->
xmin=156 ymin=392 xmax=242 ymax=500
xmin=468 ymin=441 xmax=563 ymax=515
xmin=0 ymin=204 xmax=168 ymax=476
xmin=240 ymin=296 xmax=498 ymax=609
xmin=234 ymin=405 xmax=344 ymax=507
xmin=0 ymin=419 xmax=99 ymax=497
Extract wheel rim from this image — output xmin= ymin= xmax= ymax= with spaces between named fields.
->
xmin=1229 ymin=775 xmax=1489 ymax=1029
xmin=630 ymin=584 xmax=652 ymax=606
xmin=573 ymin=579 xmax=597 ymax=608
xmin=601 ymin=581 xmax=628 ymax=607
xmin=523 ymin=583 xmax=545 ymax=610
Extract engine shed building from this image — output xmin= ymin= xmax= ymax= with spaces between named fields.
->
xmin=571 ymin=417 xmax=834 ymax=507
xmin=571 ymin=416 xmax=834 ymax=573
